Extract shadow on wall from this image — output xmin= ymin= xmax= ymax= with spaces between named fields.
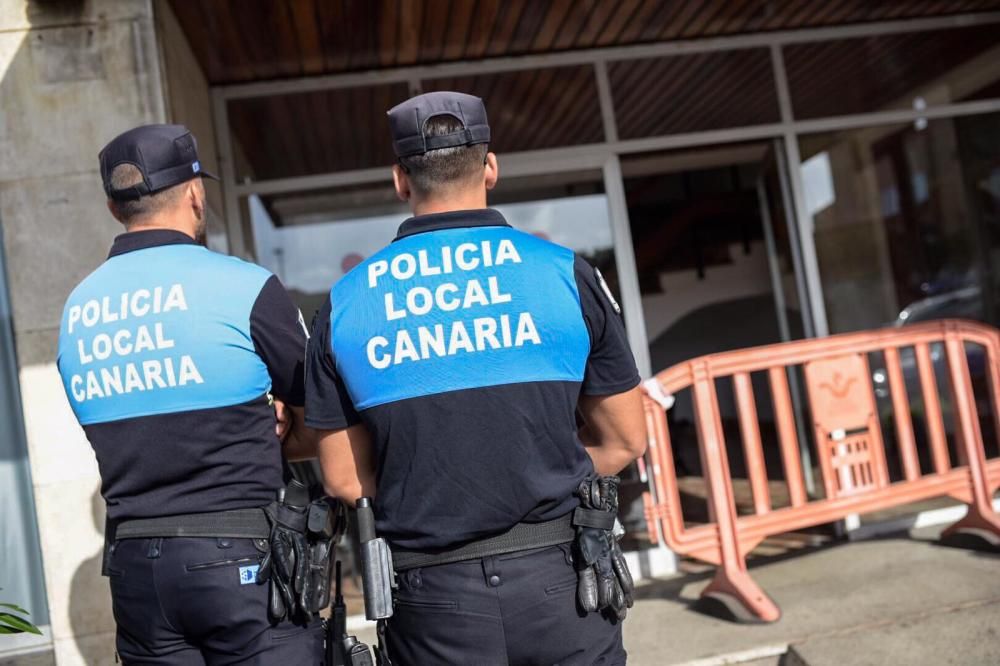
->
xmin=68 ymin=485 xmax=115 ymax=665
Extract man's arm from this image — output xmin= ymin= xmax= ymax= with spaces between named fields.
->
xmin=303 ymin=296 xmax=373 ymax=500
xmin=316 ymin=424 xmax=376 ymax=504
xmin=278 ymin=404 xmax=320 ymax=461
xmin=578 ymin=385 xmax=647 ymax=475
xmin=249 ymin=275 xmax=315 ymax=454
xmin=573 ymin=255 xmax=645 ymax=475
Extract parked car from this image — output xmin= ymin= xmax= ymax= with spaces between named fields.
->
xmin=872 ymin=284 xmax=991 ymax=430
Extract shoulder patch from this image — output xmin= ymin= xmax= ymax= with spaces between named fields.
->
xmin=594 ymin=267 xmax=621 ymax=315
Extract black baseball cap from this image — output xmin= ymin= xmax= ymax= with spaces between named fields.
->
xmin=387 ymin=91 xmax=490 ymax=158
xmin=99 ymin=124 xmax=217 ymax=201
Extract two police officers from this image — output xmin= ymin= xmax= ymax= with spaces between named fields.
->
xmin=306 ymin=92 xmax=647 ymax=664
xmin=57 ymin=125 xmax=327 ymax=664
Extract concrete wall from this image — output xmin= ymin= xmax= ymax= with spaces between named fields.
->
xmin=0 ymin=1 xmax=166 ymax=662
xmin=152 ymin=0 xmax=227 ymax=251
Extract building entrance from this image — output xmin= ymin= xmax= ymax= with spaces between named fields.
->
xmin=620 ymin=143 xmax=817 ymax=524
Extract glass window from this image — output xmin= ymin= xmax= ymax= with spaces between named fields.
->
xmin=227 ymin=83 xmax=411 ymax=182
xmin=802 ymin=112 xmax=1000 ymax=503
xmin=246 ymin=171 xmax=620 ymax=321
xmin=489 ymin=170 xmax=619 ymax=301
xmin=245 ymin=182 xmax=404 ymax=318
xmin=784 ymin=25 xmax=1000 ymax=120
xmin=619 ymin=144 xmax=812 ymax=513
xmin=422 ymin=65 xmax=604 ymax=153
xmin=609 ymin=48 xmax=779 ymax=138
xmin=801 ymin=111 xmax=1000 ymax=334
xmin=619 ymin=143 xmax=802 ymax=373
xmin=0 ymin=240 xmax=49 ymax=636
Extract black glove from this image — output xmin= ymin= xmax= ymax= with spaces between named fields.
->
xmin=259 ymin=495 xmax=312 ymax=623
xmin=573 ymin=475 xmax=635 ymax=619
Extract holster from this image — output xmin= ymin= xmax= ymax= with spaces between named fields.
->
xmin=258 ymin=480 xmax=346 ymax=622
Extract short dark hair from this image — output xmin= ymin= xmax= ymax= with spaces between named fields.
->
xmin=107 ymin=163 xmax=186 ymax=225
xmin=399 ymin=114 xmax=488 ymax=197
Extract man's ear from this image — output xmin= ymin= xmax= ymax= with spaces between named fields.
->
xmin=187 ymin=180 xmax=205 ymax=213
xmin=484 ymin=152 xmax=499 ymax=191
xmin=392 ymin=164 xmax=411 ymax=202
xmin=105 ymin=199 xmax=123 ymax=223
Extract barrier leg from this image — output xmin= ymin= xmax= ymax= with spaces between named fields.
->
xmin=696 ymin=566 xmax=781 ymax=624
xmin=940 ymin=334 xmax=1000 ymax=551
xmin=690 ymin=368 xmax=781 ymax=623
xmin=941 ymin=504 xmax=1000 ymax=551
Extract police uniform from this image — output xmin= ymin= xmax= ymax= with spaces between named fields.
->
xmin=305 ymin=93 xmax=640 ymax=664
xmin=57 ymin=125 xmax=322 ymax=664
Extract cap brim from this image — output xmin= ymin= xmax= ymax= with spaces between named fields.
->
xmin=199 ymin=170 xmax=219 ymax=181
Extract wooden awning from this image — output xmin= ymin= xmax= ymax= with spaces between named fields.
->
xmin=167 ymin=1 xmax=1000 ymax=203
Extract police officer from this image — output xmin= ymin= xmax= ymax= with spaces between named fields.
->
xmin=57 ymin=124 xmax=325 ymax=664
xmin=305 ymin=92 xmax=647 ymax=664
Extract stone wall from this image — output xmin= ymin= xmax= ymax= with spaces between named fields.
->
xmin=0 ymin=1 xmax=167 ymax=663
xmin=152 ymin=0 xmax=227 ymax=250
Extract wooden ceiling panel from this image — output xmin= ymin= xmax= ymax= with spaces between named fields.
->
xmin=168 ymin=0 xmax=1000 ymax=85
xmin=784 ymin=23 xmax=1000 ymax=118
xmin=228 ymin=83 xmax=410 ymax=180
xmin=175 ymin=1 xmax=1000 ymax=183
xmin=423 ymin=64 xmax=604 ymax=153
xmin=610 ymin=48 xmax=780 ymax=138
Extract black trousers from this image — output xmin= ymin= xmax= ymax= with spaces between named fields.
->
xmin=107 ymin=537 xmax=323 ymax=665
xmin=386 ymin=543 xmax=626 ymax=665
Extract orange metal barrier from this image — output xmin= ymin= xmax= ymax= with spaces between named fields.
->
xmin=641 ymin=319 xmax=1000 ymax=622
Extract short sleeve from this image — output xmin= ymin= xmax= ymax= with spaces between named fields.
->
xmin=304 ymin=296 xmax=362 ymax=429
xmin=574 ymin=256 xmax=641 ymax=395
xmin=249 ymin=275 xmax=308 ymax=406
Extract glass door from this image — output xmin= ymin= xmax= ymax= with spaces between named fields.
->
xmin=619 ymin=143 xmax=804 ymax=374
xmin=615 ymin=142 xmax=812 ymax=521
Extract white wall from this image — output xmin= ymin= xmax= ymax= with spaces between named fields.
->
xmin=642 ymin=241 xmax=775 ymax=342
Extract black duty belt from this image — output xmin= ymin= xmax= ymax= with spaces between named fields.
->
xmin=115 ymin=508 xmax=270 ymax=540
xmin=390 ymin=513 xmax=575 ymax=572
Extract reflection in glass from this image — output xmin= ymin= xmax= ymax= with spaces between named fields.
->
xmin=618 ymin=145 xmax=811 ymax=515
xmin=804 ymin=113 xmax=1000 ymax=497
xmin=801 ymin=111 xmax=1000 ymax=334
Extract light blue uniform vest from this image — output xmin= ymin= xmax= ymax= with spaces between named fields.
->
xmin=57 ymin=244 xmax=273 ymax=425
xmin=331 ymin=225 xmax=591 ymax=410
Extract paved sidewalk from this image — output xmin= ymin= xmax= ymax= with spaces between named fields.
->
xmin=336 ymin=524 xmax=999 ymax=665
xmin=623 ymin=525 xmax=1000 ymax=665
xmin=6 ymin=524 xmax=994 ymax=665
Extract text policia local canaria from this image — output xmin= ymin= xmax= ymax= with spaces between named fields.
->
xmin=366 ymin=238 xmax=540 ymax=369
xmin=65 ymin=284 xmax=203 ymax=402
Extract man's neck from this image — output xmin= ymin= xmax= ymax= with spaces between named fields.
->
xmin=127 ymin=219 xmax=195 ymax=240
xmin=410 ymin=190 xmax=487 ymax=217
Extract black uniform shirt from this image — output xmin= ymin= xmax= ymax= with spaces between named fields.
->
xmin=305 ymin=209 xmax=640 ymax=549
xmin=57 ymin=230 xmax=307 ymax=521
